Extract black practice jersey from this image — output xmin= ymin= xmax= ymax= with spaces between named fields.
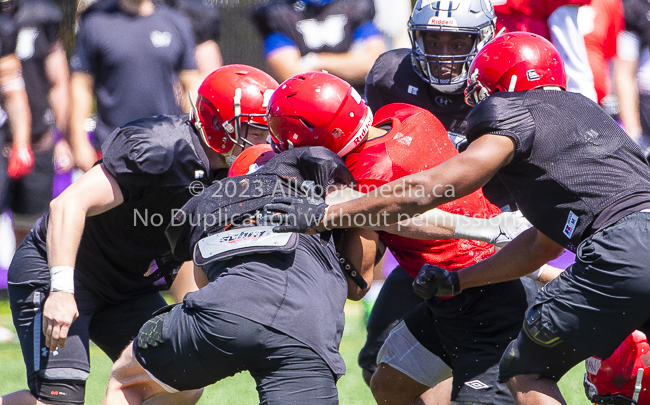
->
xmin=13 ymin=0 xmax=61 ymax=139
xmin=467 ymin=89 xmax=650 ymax=249
xmin=252 ymin=0 xmax=375 ymax=56
xmin=365 ymin=48 xmax=515 ymax=209
xmin=31 ymin=115 xmax=217 ymax=301
xmin=169 ymin=146 xmax=355 ymax=379
xmin=0 ymin=14 xmax=16 ymax=58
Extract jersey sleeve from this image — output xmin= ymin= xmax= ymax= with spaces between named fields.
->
xmin=352 ymin=21 xmax=381 ymax=43
xmin=252 ymin=3 xmax=299 ymax=56
xmin=173 ymin=13 xmax=198 ymax=71
xmin=101 ymin=125 xmax=175 ymax=203
xmin=70 ymin=17 xmax=97 ymax=73
xmin=31 ymin=0 xmax=62 ymax=45
xmin=0 ymin=18 xmax=16 ymax=58
xmin=466 ymin=95 xmax=536 ymax=163
xmin=178 ymin=0 xmax=220 ymax=44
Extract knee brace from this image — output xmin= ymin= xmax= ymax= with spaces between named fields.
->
xmin=29 ymin=369 xmax=88 ymax=405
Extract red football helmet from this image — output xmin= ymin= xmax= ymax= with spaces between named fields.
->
xmin=266 ymin=72 xmax=373 ymax=157
xmin=464 ymin=32 xmax=567 ymax=106
xmin=227 ymin=144 xmax=276 ymax=177
xmin=585 ymin=330 xmax=650 ymax=405
xmin=190 ymin=65 xmax=279 ymax=157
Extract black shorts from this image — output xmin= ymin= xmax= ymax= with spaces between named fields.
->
xmin=358 ymin=266 xmax=423 ymax=374
xmin=134 ymin=304 xmax=338 ymax=405
xmin=8 ymin=230 xmax=167 ymax=399
xmin=508 ymin=211 xmax=650 ymax=363
xmin=403 ymin=279 xmax=534 ymax=404
xmin=7 ymin=145 xmax=55 ymax=229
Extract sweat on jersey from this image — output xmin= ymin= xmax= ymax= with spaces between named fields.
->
xmin=13 ymin=0 xmax=61 ymax=140
xmin=70 ymin=4 xmax=197 ymax=147
xmin=466 ymin=89 xmax=650 ymax=250
xmin=19 ymin=115 xmax=217 ymax=302
xmin=344 ymin=103 xmax=500 ymax=278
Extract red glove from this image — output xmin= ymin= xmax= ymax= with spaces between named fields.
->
xmin=8 ymin=143 xmax=34 ymax=179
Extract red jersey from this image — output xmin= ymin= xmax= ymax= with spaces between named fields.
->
xmin=493 ymin=0 xmax=590 ymax=39
xmin=344 ymin=103 xmax=500 ymax=278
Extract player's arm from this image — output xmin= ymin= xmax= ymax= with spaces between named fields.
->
xmin=169 ymin=261 xmax=209 ymax=302
xmin=337 ymin=227 xmax=378 ymax=300
xmin=195 ymin=40 xmax=223 ymax=82
xmin=312 ymin=37 xmax=386 ymax=83
xmin=46 ymin=41 xmax=70 ymax=137
xmin=615 ymin=31 xmax=643 ymax=142
xmin=179 ymin=69 xmax=201 ymax=113
xmin=322 ymin=134 xmax=516 ymax=229
xmin=456 ymin=227 xmax=565 ymax=289
xmin=1 ymin=53 xmax=33 ymax=179
xmin=43 ymin=164 xmax=124 ymax=352
xmin=70 ymin=71 xmax=97 ymax=171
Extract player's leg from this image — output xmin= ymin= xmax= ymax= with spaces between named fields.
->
xmin=501 ymin=212 xmax=650 ymax=404
xmin=5 ymin=231 xmax=93 ymax=405
xmin=108 ymin=303 xmax=263 ymax=404
xmin=250 ymin=328 xmax=339 ymax=405
xmin=370 ymin=306 xmax=453 ymax=405
xmin=359 ymin=266 xmax=423 ymax=384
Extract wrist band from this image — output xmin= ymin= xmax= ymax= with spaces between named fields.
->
xmin=50 ymin=266 xmax=75 ymax=293
xmin=526 ymin=264 xmax=547 ymax=281
xmin=321 ymin=206 xmax=331 ymax=231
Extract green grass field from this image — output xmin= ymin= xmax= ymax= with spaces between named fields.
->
xmin=0 ymin=297 xmax=590 ymax=404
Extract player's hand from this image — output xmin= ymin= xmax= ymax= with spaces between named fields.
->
xmin=73 ymin=138 xmax=98 ymax=172
xmin=42 ymin=291 xmax=79 ymax=352
xmin=490 ymin=211 xmax=533 ymax=247
xmin=413 ymin=264 xmax=461 ymax=299
xmin=7 ymin=143 xmax=34 ymax=179
xmin=54 ymin=139 xmax=74 ymax=174
xmin=264 ymin=196 xmax=328 ymax=233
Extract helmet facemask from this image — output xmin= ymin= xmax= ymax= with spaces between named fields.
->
xmin=410 ymin=23 xmax=493 ymax=93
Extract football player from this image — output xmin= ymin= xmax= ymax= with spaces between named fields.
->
xmin=251 ymin=0 xmax=385 ymax=93
xmin=2 ymin=65 xmax=277 ymax=405
xmin=362 ymin=2 xmax=509 ymax=397
xmin=102 ymin=145 xmax=377 ymax=405
xmin=270 ymin=33 xmax=650 ymax=405
xmin=266 ymin=72 xmax=539 ymax=405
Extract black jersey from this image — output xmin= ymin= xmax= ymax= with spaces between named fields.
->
xmin=13 ymin=0 xmax=61 ymax=139
xmin=365 ymin=49 xmax=472 ymax=146
xmin=168 ymin=146 xmax=355 ymax=379
xmin=467 ymin=89 xmax=650 ymax=249
xmin=622 ymin=0 xmax=650 ymax=48
xmin=27 ymin=115 xmax=216 ymax=301
xmin=165 ymin=0 xmax=220 ymax=44
xmin=0 ymin=13 xmax=17 ymax=58
xmin=365 ymin=48 xmax=515 ymax=209
xmin=71 ymin=4 xmax=196 ymax=147
xmin=252 ymin=0 xmax=376 ymax=57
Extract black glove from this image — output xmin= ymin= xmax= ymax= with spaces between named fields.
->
xmin=264 ymin=196 xmax=328 ymax=233
xmin=413 ymin=264 xmax=461 ymax=299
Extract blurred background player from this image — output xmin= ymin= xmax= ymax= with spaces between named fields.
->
xmin=493 ymin=0 xmax=597 ymax=100
xmin=2 ymin=0 xmax=71 ymax=246
xmin=251 ymin=0 xmax=385 ymax=94
xmin=1 ymin=65 xmax=277 ymax=405
xmin=0 ymin=0 xmax=32 ymax=348
xmin=69 ymin=0 xmax=199 ymax=172
xmin=614 ymin=0 xmax=650 ymax=153
xmin=267 ymin=72 xmax=538 ymax=405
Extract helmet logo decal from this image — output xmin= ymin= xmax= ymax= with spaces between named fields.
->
xmin=508 ymin=75 xmax=518 ymax=92
xmin=527 ymin=70 xmax=540 ymax=81
xmin=427 ymin=17 xmax=458 ymax=26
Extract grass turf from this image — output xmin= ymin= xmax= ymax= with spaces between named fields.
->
xmin=0 ymin=297 xmax=590 ymax=404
